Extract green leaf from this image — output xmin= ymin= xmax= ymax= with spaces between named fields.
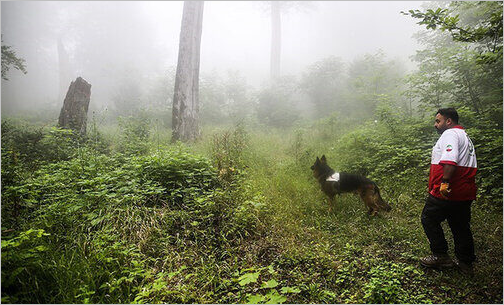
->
xmin=265 ymin=290 xmax=287 ymax=304
xmin=168 ymin=265 xmax=187 ymax=279
xmin=246 ymin=294 xmax=266 ymax=304
xmin=261 ymin=279 xmax=279 ymax=289
xmin=280 ymin=286 xmax=301 ymax=294
xmin=267 ymin=265 xmax=275 ymax=274
xmin=238 ymin=272 xmax=260 ymax=286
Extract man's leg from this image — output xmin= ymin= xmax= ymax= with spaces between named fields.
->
xmin=421 ymin=195 xmax=449 ymax=255
xmin=420 ymin=195 xmax=453 ymax=267
xmin=447 ymin=201 xmax=475 ymax=274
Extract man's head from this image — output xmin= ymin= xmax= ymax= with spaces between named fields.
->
xmin=434 ymin=108 xmax=459 ymax=134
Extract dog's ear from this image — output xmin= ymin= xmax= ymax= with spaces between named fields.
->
xmin=315 ymin=156 xmax=320 ymax=165
xmin=321 ymin=155 xmax=327 ymax=163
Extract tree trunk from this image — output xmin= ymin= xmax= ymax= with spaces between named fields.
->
xmin=270 ymin=1 xmax=281 ymax=80
xmin=58 ymin=77 xmax=91 ymax=137
xmin=172 ymin=1 xmax=204 ymax=143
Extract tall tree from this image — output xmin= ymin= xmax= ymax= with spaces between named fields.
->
xmin=267 ymin=1 xmax=313 ymax=81
xmin=172 ymin=1 xmax=204 ymax=142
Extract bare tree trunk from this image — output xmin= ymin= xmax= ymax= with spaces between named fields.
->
xmin=270 ymin=1 xmax=281 ymax=80
xmin=172 ymin=1 xmax=204 ymax=143
xmin=58 ymin=77 xmax=91 ymax=137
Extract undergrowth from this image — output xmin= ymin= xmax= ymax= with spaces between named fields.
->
xmin=1 ymin=116 xmax=502 ymax=304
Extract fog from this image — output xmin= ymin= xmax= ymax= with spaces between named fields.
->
xmin=1 ymin=1 xmax=424 ymax=116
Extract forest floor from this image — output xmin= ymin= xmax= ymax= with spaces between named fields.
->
xmin=1 ymin=121 xmax=502 ymax=303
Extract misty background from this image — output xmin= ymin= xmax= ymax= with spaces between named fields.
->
xmin=1 ymin=1 xmax=424 ymax=119
xmin=1 ymin=2 xmax=502 ymax=303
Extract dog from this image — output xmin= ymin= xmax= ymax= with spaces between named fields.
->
xmin=311 ymin=155 xmax=391 ymax=215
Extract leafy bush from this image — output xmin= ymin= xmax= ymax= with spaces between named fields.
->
xmin=456 ymin=108 xmax=503 ymax=205
xmin=116 ymin=115 xmax=151 ymax=155
xmin=332 ymin=107 xmax=433 ymax=186
xmin=363 ymin=263 xmax=428 ymax=304
xmin=138 ymin=147 xmax=219 ymax=206
xmin=1 ymin=229 xmax=53 ymax=303
xmin=1 ymin=120 xmax=79 ymax=167
xmin=256 ymin=77 xmax=301 ymax=128
xmin=210 ymin=123 xmax=249 ymax=185
xmin=86 ymin=115 xmax=111 ymax=155
xmin=1 ymin=146 xmax=242 ymax=303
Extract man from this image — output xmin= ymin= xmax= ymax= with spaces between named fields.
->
xmin=420 ymin=108 xmax=477 ymax=276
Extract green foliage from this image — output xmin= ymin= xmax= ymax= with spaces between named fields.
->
xmin=300 ymin=56 xmax=346 ymax=118
xmin=404 ymin=1 xmax=503 ymax=124
xmin=363 ymin=263 xmax=427 ymax=304
xmin=86 ymin=114 xmax=111 ymax=155
xmin=1 ymin=120 xmax=87 ymax=227
xmin=234 ymin=266 xmax=300 ymax=304
xmin=137 ymin=147 xmax=219 ymax=206
xmin=199 ymin=71 xmax=255 ymax=124
xmin=1 ymin=118 xmax=502 ymax=303
xmin=1 ymin=229 xmax=51 ymax=303
xmin=256 ymin=76 xmax=301 ymax=128
xmin=403 ymin=2 xmax=502 ymax=49
xmin=332 ymin=99 xmax=432 ymax=185
xmin=345 ymin=51 xmax=408 ymax=119
xmin=116 ymin=115 xmax=151 ymax=155
xmin=1 ymin=120 xmax=78 ymax=167
xmin=1 ymin=38 xmax=27 ymax=81
xmin=210 ymin=123 xmax=249 ymax=185
xmin=298 ymin=52 xmax=408 ymax=120
xmin=238 ymin=271 xmax=260 ymax=286
xmin=457 ymin=107 xmax=503 ymax=204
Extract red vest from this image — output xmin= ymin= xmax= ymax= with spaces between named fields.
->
xmin=429 ymin=126 xmax=477 ymax=201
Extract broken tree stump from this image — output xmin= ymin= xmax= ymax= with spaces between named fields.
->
xmin=58 ymin=77 xmax=91 ymax=136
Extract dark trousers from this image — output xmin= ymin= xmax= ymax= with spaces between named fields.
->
xmin=421 ymin=194 xmax=476 ymax=263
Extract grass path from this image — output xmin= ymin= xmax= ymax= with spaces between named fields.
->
xmin=237 ymin=129 xmax=503 ymax=303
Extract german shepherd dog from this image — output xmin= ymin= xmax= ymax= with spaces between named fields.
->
xmin=311 ymin=155 xmax=391 ymax=215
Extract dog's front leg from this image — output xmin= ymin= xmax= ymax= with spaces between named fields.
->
xmin=327 ymin=196 xmax=334 ymax=213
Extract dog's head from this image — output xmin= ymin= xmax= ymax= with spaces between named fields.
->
xmin=311 ymin=155 xmax=329 ymax=179
xmin=372 ymin=185 xmax=392 ymax=212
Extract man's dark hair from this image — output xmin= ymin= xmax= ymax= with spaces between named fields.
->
xmin=437 ymin=108 xmax=459 ymax=124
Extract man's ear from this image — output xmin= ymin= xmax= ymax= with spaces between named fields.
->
xmin=321 ymin=155 xmax=327 ymax=163
xmin=446 ymin=118 xmax=454 ymax=126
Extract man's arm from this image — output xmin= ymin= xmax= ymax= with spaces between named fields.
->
xmin=442 ymin=164 xmax=457 ymax=182
xmin=440 ymin=164 xmax=457 ymax=198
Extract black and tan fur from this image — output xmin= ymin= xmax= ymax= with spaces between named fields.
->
xmin=311 ymin=155 xmax=391 ymax=215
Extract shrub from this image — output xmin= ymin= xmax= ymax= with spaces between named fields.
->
xmin=363 ymin=263 xmax=428 ymax=304
xmin=256 ymin=78 xmax=301 ymax=128
xmin=116 ymin=115 xmax=151 ymax=155
xmin=1 ymin=120 xmax=79 ymax=166
xmin=457 ymin=107 xmax=503 ymax=205
xmin=1 ymin=229 xmax=54 ymax=303
xmin=210 ymin=123 xmax=249 ymax=185
xmin=138 ymin=146 xmax=219 ymax=206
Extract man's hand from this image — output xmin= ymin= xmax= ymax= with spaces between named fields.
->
xmin=440 ymin=182 xmax=451 ymax=199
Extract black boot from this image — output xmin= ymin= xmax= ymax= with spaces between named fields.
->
xmin=454 ymin=258 xmax=474 ymax=277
